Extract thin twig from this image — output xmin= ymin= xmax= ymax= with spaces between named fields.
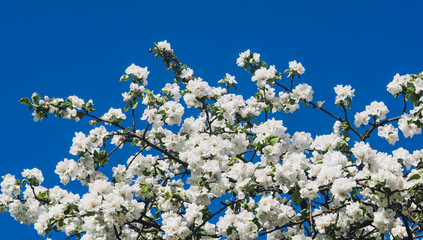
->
xmin=342 ymin=105 xmax=363 ymax=139
xmin=401 ymin=93 xmax=407 ymax=115
xmin=360 ymin=116 xmax=401 ymax=141
xmin=275 ymin=81 xmax=344 ymax=123
xmin=132 ymin=108 xmax=136 ymax=132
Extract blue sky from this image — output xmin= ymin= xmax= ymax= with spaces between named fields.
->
xmin=1 ymin=0 xmax=423 ymax=239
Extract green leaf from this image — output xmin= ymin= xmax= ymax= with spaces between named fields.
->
xmin=93 ymin=150 xmax=100 ymax=158
xmin=85 ymin=212 xmax=95 ymax=217
xmin=124 ymin=105 xmax=129 ymax=112
xmin=266 ymin=135 xmax=280 ymax=145
xmin=38 ymin=191 xmax=48 ymax=200
xmin=131 ymin=138 xmax=139 ymax=146
xmin=410 ymin=94 xmax=418 ymax=104
xmin=194 ymin=175 xmax=200 ymax=185
xmin=131 ymin=101 xmax=138 ymax=109
xmin=342 ymin=129 xmax=350 ymax=139
xmin=19 ymin=97 xmax=32 ymax=105
xmin=383 ymin=187 xmax=392 ymax=195
xmin=141 ymin=184 xmax=149 ymax=195
xmin=120 ymin=74 xmax=131 ymax=82
xmin=415 ymin=193 xmax=423 ymax=204
xmin=124 ymin=126 xmax=132 ymax=133
xmin=408 ymin=173 xmax=421 ymax=181
xmin=292 ymin=185 xmax=302 ymax=205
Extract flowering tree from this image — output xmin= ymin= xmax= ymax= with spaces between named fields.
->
xmin=1 ymin=41 xmax=423 ymax=240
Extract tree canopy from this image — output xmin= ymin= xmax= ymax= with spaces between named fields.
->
xmin=1 ymin=41 xmax=423 ymax=239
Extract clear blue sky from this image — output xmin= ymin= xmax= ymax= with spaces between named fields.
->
xmin=1 ymin=1 xmax=423 ymax=239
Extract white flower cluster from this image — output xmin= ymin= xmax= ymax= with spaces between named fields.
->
xmin=215 ymin=94 xmax=246 ymax=124
xmin=125 ymin=63 xmax=150 ymax=85
xmin=377 ymin=123 xmax=399 ymax=145
xmin=398 ymin=112 xmax=422 ymax=138
xmin=183 ymin=78 xmax=226 ymax=108
xmin=251 ymin=65 xmax=277 ymax=88
xmin=180 ymin=67 xmax=193 ymax=80
xmin=257 ymin=195 xmax=296 ymax=229
xmin=222 ymin=73 xmax=237 ymax=85
xmin=21 ymin=168 xmax=44 ymax=185
xmin=162 ymin=83 xmax=181 ymax=102
xmin=387 ymin=73 xmax=411 ymax=95
xmin=236 ymin=49 xmax=260 ymax=67
xmin=101 ymin=108 xmax=126 ymax=124
xmin=154 ymin=101 xmax=184 ymax=126
xmin=354 ymin=101 xmax=389 ymax=127
xmin=156 ymin=40 xmax=172 ymax=52
xmin=217 ymin=209 xmax=258 ymax=240
xmin=28 ymin=94 xmax=93 ymax=122
xmin=334 ymin=84 xmax=355 ymax=105
xmin=288 ymin=60 xmax=305 ymax=75
xmin=292 ymin=83 xmax=314 ymax=102
xmin=1 ymin=174 xmax=21 ymax=198
xmin=251 ymin=119 xmax=289 ymax=146
xmin=276 ymin=84 xmax=314 ymax=114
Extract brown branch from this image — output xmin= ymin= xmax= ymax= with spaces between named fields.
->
xmin=250 ymin=149 xmax=257 ymax=162
xmin=126 ymin=147 xmax=147 ymax=170
xmin=236 ymin=154 xmax=249 ymax=163
xmin=133 ymin=218 xmax=162 ymax=230
xmin=401 ymin=214 xmax=415 ymax=240
xmin=143 ymin=123 xmax=151 ymax=139
xmin=29 ymin=183 xmax=49 ymax=204
xmin=95 ymin=137 xmax=128 ymax=170
xmin=275 ymin=81 xmax=345 ymax=123
xmin=309 ymin=201 xmax=314 ymax=236
xmin=85 ymin=112 xmax=125 ymax=130
xmin=113 ymin=225 xmax=122 ymax=240
xmin=64 ymin=232 xmax=84 ymax=240
xmin=132 ymin=108 xmax=136 ymax=132
xmin=204 ymin=108 xmax=213 ymax=134
xmin=360 ymin=116 xmax=401 ymax=141
xmin=401 ymin=93 xmax=407 ymax=115
xmin=342 ymin=105 xmax=363 ymax=139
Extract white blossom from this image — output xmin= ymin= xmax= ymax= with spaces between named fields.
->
xmin=101 ymin=108 xmax=126 ymax=124
xmin=289 ymin=60 xmax=305 ymax=74
xmin=378 ymin=124 xmax=399 ymax=145
xmin=236 ymin=49 xmax=251 ymax=67
xmin=334 ymin=85 xmax=355 ymax=105
xmin=125 ymin=64 xmax=150 ymax=84
xmin=156 ymin=40 xmax=172 ymax=51
xmin=292 ymin=83 xmax=313 ymax=102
